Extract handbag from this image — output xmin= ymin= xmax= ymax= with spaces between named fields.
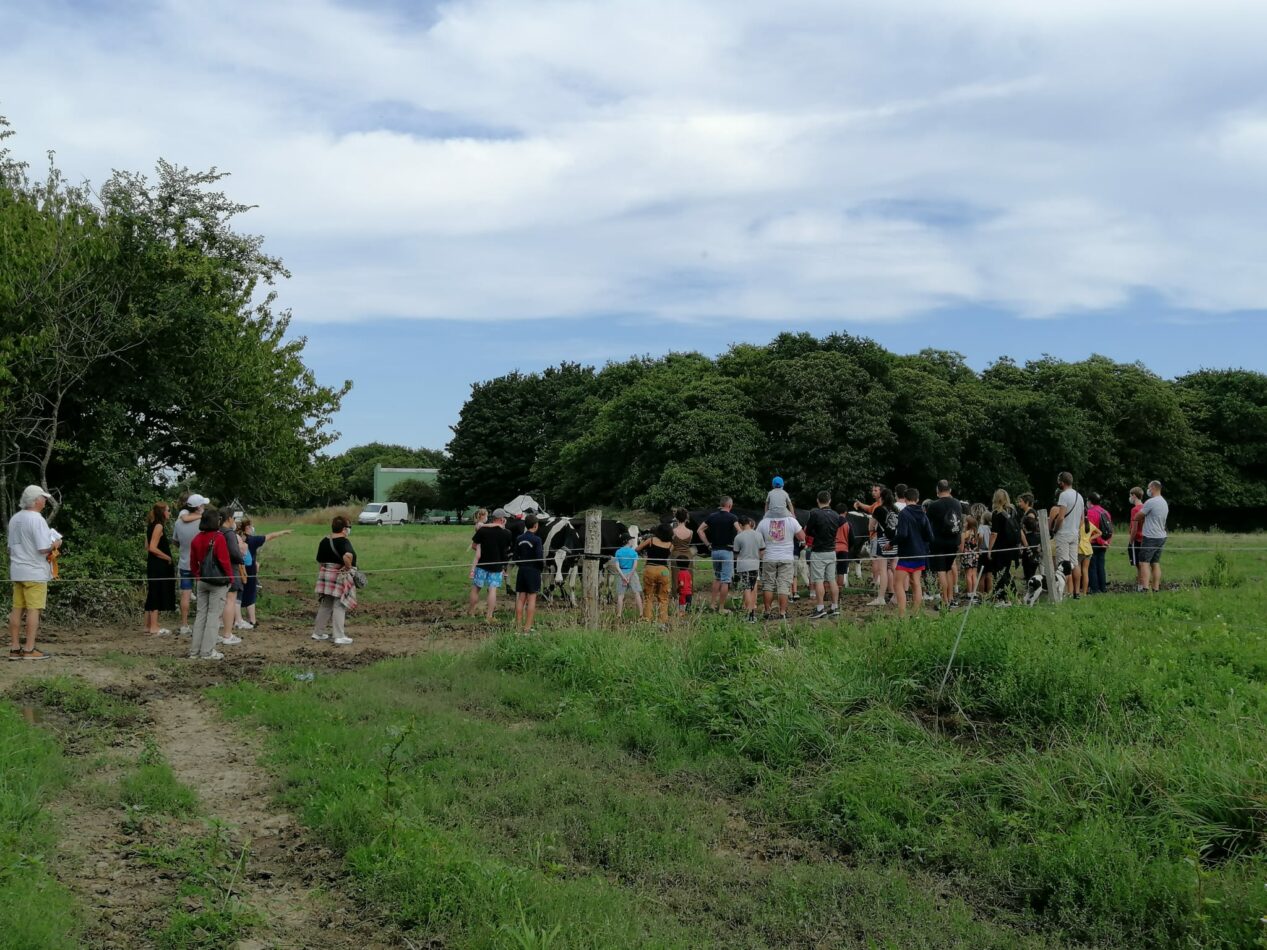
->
xmin=200 ymin=537 xmax=231 ymax=587
xmin=352 ymin=568 xmax=368 ymax=589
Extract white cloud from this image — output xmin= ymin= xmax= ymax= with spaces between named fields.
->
xmin=2 ymin=0 xmax=1265 ymax=324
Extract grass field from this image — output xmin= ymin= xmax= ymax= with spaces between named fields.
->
xmin=211 ymin=540 xmax=1267 ymax=947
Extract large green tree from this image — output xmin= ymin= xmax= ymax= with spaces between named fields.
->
xmin=0 ymin=119 xmax=348 ymax=546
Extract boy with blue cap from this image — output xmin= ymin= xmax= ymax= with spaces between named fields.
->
xmin=766 ymin=476 xmax=792 ymax=518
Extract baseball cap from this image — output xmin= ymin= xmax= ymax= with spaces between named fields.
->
xmin=772 ymin=476 xmax=784 ymax=488
xmin=186 ymin=493 xmax=210 ymax=508
xmin=492 ymin=508 xmax=509 ymax=519
xmin=19 ymin=485 xmax=53 ymax=508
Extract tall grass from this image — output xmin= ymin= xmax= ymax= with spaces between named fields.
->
xmin=489 ymin=588 xmax=1267 ymax=946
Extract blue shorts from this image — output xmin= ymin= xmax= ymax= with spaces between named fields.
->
xmin=179 ymin=569 xmax=194 ymax=591
xmin=473 ymin=567 xmax=503 ymax=589
xmin=896 ymin=558 xmax=927 ymax=573
xmin=515 ymin=568 xmax=542 ymax=594
xmin=711 ymin=549 xmax=734 ymax=584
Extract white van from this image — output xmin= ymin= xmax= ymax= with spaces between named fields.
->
xmin=357 ymin=502 xmax=410 ymax=525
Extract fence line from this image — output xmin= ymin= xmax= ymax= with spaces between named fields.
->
xmin=35 ymin=541 xmax=1267 ymax=587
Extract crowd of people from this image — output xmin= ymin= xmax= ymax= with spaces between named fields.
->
xmin=461 ymin=472 xmax=1173 ymax=629
xmin=4 ymin=470 xmax=1175 ymax=658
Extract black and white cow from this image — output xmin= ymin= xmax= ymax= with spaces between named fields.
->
xmin=539 ymin=515 xmax=635 ymax=606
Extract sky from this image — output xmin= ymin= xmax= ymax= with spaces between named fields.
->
xmin=2 ymin=0 xmax=1265 ymax=452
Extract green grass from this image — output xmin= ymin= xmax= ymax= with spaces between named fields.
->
xmin=116 ymin=739 xmax=200 ymax=822
xmin=217 ymin=578 xmax=1267 ymax=948
xmin=251 ymin=522 xmax=476 ymax=616
xmin=0 ymin=703 xmax=79 ymax=949
xmin=133 ymin=821 xmax=260 ymax=949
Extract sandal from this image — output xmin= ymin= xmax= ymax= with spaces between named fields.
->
xmin=21 ymin=649 xmax=51 ymax=661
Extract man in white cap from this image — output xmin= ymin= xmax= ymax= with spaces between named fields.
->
xmin=174 ymin=493 xmax=209 ymax=635
xmin=8 ymin=485 xmax=61 ymax=660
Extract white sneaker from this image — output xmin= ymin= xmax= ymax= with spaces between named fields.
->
xmin=201 ymin=650 xmax=225 ymax=660
xmin=332 ymin=636 xmax=353 ymax=645
xmin=154 ymin=628 xmax=172 ymax=637
xmin=218 ymin=634 xmax=243 ymax=646
xmin=866 ymin=598 xmax=886 ymax=606
xmin=234 ymin=620 xmax=254 ymax=630
xmin=178 ymin=625 xmax=193 ymax=636
xmin=311 ymin=633 xmax=330 ymax=641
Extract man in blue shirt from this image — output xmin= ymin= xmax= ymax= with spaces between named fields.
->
xmin=612 ymin=535 xmax=642 ymax=618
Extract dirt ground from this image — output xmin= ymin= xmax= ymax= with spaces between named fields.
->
xmin=2 ymin=609 xmax=489 ymax=950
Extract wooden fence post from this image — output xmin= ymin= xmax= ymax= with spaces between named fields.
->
xmin=583 ymin=508 xmax=601 ymax=628
xmin=1038 ymin=508 xmax=1062 ymax=604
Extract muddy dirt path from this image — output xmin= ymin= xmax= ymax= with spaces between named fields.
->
xmin=150 ymin=693 xmax=399 ymax=949
xmin=2 ymin=624 xmax=474 ymax=949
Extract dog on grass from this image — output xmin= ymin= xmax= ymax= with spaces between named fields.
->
xmin=1024 ymin=563 xmax=1069 ymax=606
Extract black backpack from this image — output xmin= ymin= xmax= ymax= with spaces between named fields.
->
xmin=200 ymin=536 xmax=230 ymax=587
xmin=998 ymin=506 xmax=1022 ymax=548
xmin=1099 ymin=509 xmax=1115 ymax=542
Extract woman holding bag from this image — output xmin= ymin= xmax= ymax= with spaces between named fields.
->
xmin=312 ymin=515 xmax=358 ymax=646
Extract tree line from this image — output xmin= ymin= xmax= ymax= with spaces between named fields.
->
xmin=438 ymin=333 xmax=1267 ymax=526
xmin=0 ymin=119 xmax=348 ymax=573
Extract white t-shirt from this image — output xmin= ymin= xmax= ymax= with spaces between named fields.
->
xmin=7 ymin=509 xmax=54 ymax=582
xmin=1141 ymin=495 xmax=1169 ymax=539
xmin=757 ymin=516 xmax=802 ymax=562
xmin=1056 ymin=488 xmax=1083 ymax=541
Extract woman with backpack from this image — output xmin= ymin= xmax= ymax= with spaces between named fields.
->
xmin=866 ymin=488 xmax=900 ymax=607
xmin=1086 ymin=492 xmax=1113 ymax=594
xmin=188 ymin=508 xmax=232 ymax=660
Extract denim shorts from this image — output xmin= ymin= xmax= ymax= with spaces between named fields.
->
xmin=179 ymin=568 xmax=195 ymax=591
xmin=473 ymin=567 xmax=504 ymax=589
xmin=711 ymin=549 xmax=734 ymax=583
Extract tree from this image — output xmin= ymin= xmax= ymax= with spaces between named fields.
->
xmin=440 ymin=372 xmax=539 ymax=509
xmin=387 ymin=478 xmax=439 ymax=515
xmin=1178 ymin=369 xmax=1267 ymax=508
xmin=0 ymin=118 xmax=348 ymax=542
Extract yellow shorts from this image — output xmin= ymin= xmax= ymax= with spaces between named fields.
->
xmin=12 ymin=581 xmax=48 ymax=611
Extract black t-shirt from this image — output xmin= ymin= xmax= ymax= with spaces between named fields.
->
xmin=702 ymin=510 xmax=739 ymax=550
xmin=991 ymin=508 xmax=1020 ymax=551
xmin=472 ymin=525 xmax=513 ymax=569
xmin=928 ymin=497 xmax=963 ymax=545
xmin=804 ymin=507 xmax=841 ymax=554
xmin=317 ymin=536 xmax=356 ymax=567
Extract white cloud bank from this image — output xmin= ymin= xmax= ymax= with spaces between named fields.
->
xmin=2 ymin=0 xmax=1265 ymax=323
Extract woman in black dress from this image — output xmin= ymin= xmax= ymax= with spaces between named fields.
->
xmin=144 ymin=502 xmax=177 ymax=636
